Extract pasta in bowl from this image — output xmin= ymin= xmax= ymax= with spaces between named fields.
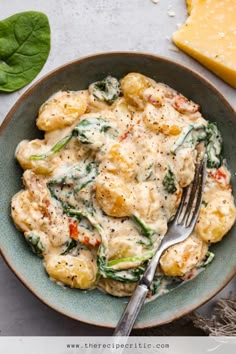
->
xmin=11 ymin=72 xmax=236 ymax=298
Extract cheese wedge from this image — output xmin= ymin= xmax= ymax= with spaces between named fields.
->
xmin=186 ymin=0 xmax=198 ymax=14
xmin=173 ymin=0 xmax=236 ymax=88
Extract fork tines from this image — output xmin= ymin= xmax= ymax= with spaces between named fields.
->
xmin=175 ymin=155 xmax=207 ymax=228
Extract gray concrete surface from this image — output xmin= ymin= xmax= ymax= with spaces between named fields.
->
xmin=0 ymin=0 xmax=235 ymax=336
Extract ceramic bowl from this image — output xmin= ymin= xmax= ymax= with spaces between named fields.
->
xmin=0 ymin=52 xmax=236 ymax=328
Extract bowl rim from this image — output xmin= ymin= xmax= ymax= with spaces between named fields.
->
xmin=0 ymin=51 xmax=236 ymax=329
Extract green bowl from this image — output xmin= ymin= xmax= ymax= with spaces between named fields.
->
xmin=0 ymin=52 xmax=235 ymax=328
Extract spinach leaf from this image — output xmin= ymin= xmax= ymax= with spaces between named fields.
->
xmin=150 ymin=277 xmax=162 ymax=296
xmin=131 ymin=214 xmax=156 ymax=248
xmin=48 ymin=161 xmax=97 ymax=190
xmin=97 ymin=252 xmax=146 ymax=283
xmin=149 ymin=275 xmax=183 ymax=297
xmin=30 ymin=117 xmax=116 ymax=160
xmin=198 ymin=251 xmax=215 ymax=268
xmin=206 ymin=123 xmax=223 ymax=169
xmin=0 ymin=11 xmax=50 ymax=92
xmin=170 ymin=121 xmax=222 ymax=169
xmin=25 ymin=231 xmax=45 ymax=256
xmin=99 ymin=266 xmax=145 ymax=283
xmin=30 ymin=134 xmax=73 ymax=160
xmin=171 ymin=123 xmax=206 ymax=153
xmin=73 ymin=117 xmax=115 ymax=145
xmin=107 ymin=251 xmax=154 ymax=267
xmin=61 ymin=239 xmax=78 ymax=255
xmin=202 ymin=200 xmax=208 ymax=207
xmin=61 ymin=206 xmax=149 ymax=283
xmin=48 ymin=161 xmax=98 ymax=212
xmin=171 ymin=121 xmax=223 ymax=169
xmin=89 ymin=76 xmax=121 ymax=104
xmin=163 ymin=168 xmax=177 ymax=194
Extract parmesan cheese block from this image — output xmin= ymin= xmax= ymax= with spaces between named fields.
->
xmin=186 ymin=0 xmax=198 ymax=14
xmin=173 ymin=0 xmax=236 ymax=88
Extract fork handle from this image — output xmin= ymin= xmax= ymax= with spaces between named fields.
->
xmin=113 ymin=246 xmax=165 ymax=337
xmin=113 ymin=284 xmax=148 ymax=336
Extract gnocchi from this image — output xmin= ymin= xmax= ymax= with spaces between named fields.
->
xmin=160 ymin=234 xmax=208 ymax=276
xmin=102 ymin=142 xmax=138 ymax=181
xmin=11 ymin=73 xmax=236 ymax=297
xmin=11 ymin=170 xmax=70 ymax=247
xmin=15 ymin=139 xmax=53 ymax=175
xmin=144 ymin=102 xmax=183 ymax=136
xmin=37 ymin=90 xmax=88 ymax=131
xmin=45 ymin=251 xmax=97 ymax=289
xmin=121 ymin=72 xmax=152 ymax=108
xmin=95 ymin=173 xmax=134 ymax=217
xmin=196 ymin=192 xmax=236 ymax=243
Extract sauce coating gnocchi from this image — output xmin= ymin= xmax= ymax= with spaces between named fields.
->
xmin=37 ymin=91 xmax=88 ymax=131
xmin=11 ymin=73 xmax=236 ymax=297
xmin=196 ymin=192 xmax=236 ymax=243
xmin=160 ymin=234 xmax=208 ymax=276
xmin=45 ymin=251 xmax=97 ymax=289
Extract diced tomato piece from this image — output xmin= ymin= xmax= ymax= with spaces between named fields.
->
xmin=83 ymin=236 xmax=90 ymax=245
xmin=209 ymin=168 xmax=228 ymax=185
xmin=209 ymin=168 xmax=231 ymax=189
xmin=83 ymin=236 xmax=100 ymax=247
xmin=94 ymin=239 xmax=101 ymax=247
xmin=69 ymin=220 xmax=78 ymax=240
xmin=214 ymin=169 xmax=227 ymax=181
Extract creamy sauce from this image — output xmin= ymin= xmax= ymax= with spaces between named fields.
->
xmin=11 ymin=73 xmax=236 ymax=297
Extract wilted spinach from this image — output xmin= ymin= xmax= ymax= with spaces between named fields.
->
xmin=163 ymin=168 xmax=177 ymax=194
xmin=25 ymin=232 xmax=45 ymax=256
xmin=89 ymin=76 xmax=121 ymax=104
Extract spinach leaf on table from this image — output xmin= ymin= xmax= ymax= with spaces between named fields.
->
xmin=0 ymin=11 xmax=50 ymax=92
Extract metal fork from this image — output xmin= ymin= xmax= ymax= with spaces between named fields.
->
xmin=113 ymin=155 xmax=207 ymax=337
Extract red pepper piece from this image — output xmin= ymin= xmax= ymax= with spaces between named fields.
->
xmin=69 ymin=220 xmax=78 ymax=240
